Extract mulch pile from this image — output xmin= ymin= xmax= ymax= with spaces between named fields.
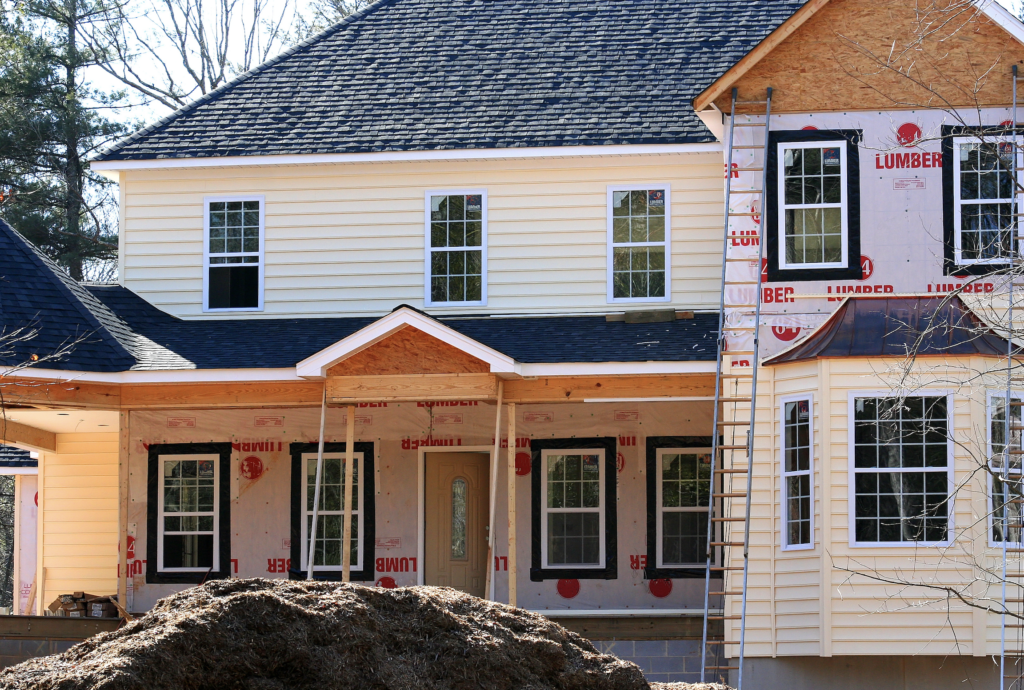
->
xmin=0 ymin=578 xmax=729 ymax=690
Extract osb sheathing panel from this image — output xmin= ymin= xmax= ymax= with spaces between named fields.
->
xmin=716 ymin=0 xmax=1024 ymax=114
xmin=326 ymin=327 xmax=490 ymax=376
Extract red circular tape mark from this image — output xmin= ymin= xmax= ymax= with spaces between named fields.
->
xmin=896 ymin=122 xmax=922 ymax=147
xmin=239 ymin=455 xmax=265 ymax=480
xmin=34 ymin=492 xmax=38 ymax=507
xmin=556 ymin=579 xmax=580 ymax=599
xmin=376 ymin=577 xmax=397 ymax=589
xmin=801 ymin=125 xmax=818 ymax=131
xmin=514 ymin=452 xmax=531 ymax=476
xmin=649 ymin=579 xmax=673 ymax=598
xmin=859 ymin=255 xmax=874 ymax=281
xmin=771 ymin=325 xmax=801 ymax=342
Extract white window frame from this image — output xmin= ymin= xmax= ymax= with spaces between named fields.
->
xmin=157 ymin=453 xmax=220 ymax=573
xmin=299 ymin=451 xmax=364 ymax=572
xmin=777 ymin=140 xmax=848 ymax=271
xmin=655 ymin=447 xmax=712 ymax=568
xmin=606 ymin=183 xmax=672 ymax=304
xmin=987 ymin=389 xmax=1024 ymax=548
xmin=952 ymin=136 xmax=1023 ymax=266
xmin=202 ymin=195 xmax=265 ymax=313
xmin=424 ymin=189 xmax=488 ymax=307
xmin=847 ymin=390 xmax=954 ymax=548
xmin=540 ymin=448 xmax=606 ymax=569
xmin=780 ymin=394 xmax=814 ymax=551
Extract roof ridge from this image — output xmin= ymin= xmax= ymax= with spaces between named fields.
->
xmin=0 ymin=217 xmax=136 ymax=365
xmin=91 ymin=0 xmax=403 ymax=162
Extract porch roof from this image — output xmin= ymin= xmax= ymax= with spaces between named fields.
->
xmin=0 ymin=217 xmax=717 ymax=373
xmin=764 ymin=296 xmax=1011 ymax=365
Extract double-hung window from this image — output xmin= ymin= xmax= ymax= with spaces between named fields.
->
xmin=204 ymin=197 xmax=264 ymax=311
xmin=779 ymin=142 xmax=847 ymax=269
xmin=301 ymin=452 xmax=362 ymax=572
xmin=989 ymin=393 xmax=1023 ymax=545
xmin=851 ymin=395 xmax=951 ymax=545
xmin=608 ymin=186 xmax=671 ymax=302
xmin=952 ymin=138 xmax=1022 ymax=265
xmin=426 ymin=191 xmax=486 ymax=306
xmin=542 ymin=449 xmax=604 ymax=568
xmin=656 ymin=449 xmax=711 ymax=566
xmin=781 ymin=396 xmax=813 ymax=549
xmin=158 ymin=454 xmax=218 ymax=571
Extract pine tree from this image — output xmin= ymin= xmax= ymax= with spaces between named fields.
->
xmin=0 ymin=0 xmax=127 ymax=281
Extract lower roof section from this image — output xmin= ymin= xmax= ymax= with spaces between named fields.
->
xmin=765 ymin=296 xmax=1011 ymax=365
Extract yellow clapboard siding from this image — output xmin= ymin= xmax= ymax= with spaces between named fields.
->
xmin=122 ymin=153 xmax=723 ymax=317
xmin=40 ymin=433 xmax=119 ymax=603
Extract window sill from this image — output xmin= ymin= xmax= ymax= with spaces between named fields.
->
xmin=530 ymin=566 xmax=617 ymax=581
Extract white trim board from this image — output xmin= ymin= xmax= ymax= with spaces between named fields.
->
xmin=90 ymin=143 xmax=724 ymax=177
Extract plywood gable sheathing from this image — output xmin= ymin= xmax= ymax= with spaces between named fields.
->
xmin=326 ymin=326 xmax=490 ymax=377
xmin=705 ymin=0 xmax=1024 ymax=114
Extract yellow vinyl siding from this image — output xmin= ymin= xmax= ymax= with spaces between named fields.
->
xmin=120 ymin=153 xmax=724 ymax=318
xmin=731 ymin=355 xmax=1009 ymax=657
xmin=40 ymin=433 xmax=119 ymax=603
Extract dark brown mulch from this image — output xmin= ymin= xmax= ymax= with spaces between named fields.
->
xmin=0 ymin=578 xmax=727 ymax=690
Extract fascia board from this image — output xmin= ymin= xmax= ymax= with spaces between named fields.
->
xmin=89 ymin=143 xmax=723 ymax=173
xmin=979 ymin=0 xmax=1024 ymax=46
xmin=693 ymin=0 xmax=832 ymax=112
xmin=294 ymin=307 xmax=519 ymax=378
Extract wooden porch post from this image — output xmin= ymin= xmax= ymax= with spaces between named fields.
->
xmin=341 ymin=404 xmax=356 ymax=583
xmin=507 ymin=401 xmax=516 ymax=608
xmin=484 ymin=381 xmax=503 ymax=601
xmin=306 ymin=384 xmax=328 ymax=579
xmin=117 ymin=411 xmax=129 ymax=610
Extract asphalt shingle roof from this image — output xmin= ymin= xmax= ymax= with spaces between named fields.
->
xmin=88 ymin=286 xmax=718 ymax=368
xmin=94 ymin=0 xmax=807 ymax=161
xmin=0 ymin=446 xmax=35 ymax=469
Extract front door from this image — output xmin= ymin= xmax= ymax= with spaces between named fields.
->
xmin=424 ymin=452 xmax=489 ymax=597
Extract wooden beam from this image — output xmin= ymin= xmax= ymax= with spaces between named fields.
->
xmin=341 ymin=405 xmax=355 ymax=583
xmin=122 ymin=381 xmax=324 ymax=409
xmin=117 ymin=411 xmax=129 ymax=611
xmin=507 ymin=402 xmax=517 ymax=608
xmin=692 ymin=0 xmax=831 ymax=112
xmin=0 ymin=378 xmax=120 ymax=409
xmin=328 ymin=373 xmax=498 ymax=403
xmin=0 ymin=419 xmax=55 ymax=452
xmin=502 ymin=374 xmax=715 ymax=403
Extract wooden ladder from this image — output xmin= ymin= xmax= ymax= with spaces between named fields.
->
xmin=700 ymin=87 xmax=772 ymax=690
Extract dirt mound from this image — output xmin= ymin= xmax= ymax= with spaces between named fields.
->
xmin=0 ymin=578 xmax=719 ymax=690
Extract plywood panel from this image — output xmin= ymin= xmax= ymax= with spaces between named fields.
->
xmin=327 ymin=327 xmax=490 ymax=377
xmin=718 ymin=0 xmax=1024 ymax=114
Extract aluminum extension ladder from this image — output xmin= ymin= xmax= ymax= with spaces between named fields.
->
xmin=700 ymin=87 xmax=772 ymax=690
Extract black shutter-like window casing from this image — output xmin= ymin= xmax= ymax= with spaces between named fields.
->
xmin=530 ymin=437 xmax=617 ymax=581
xmin=146 ymin=442 xmax=233 ymax=585
xmin=765 ymin=128 xmax=863 ymax=283
xmin=644 ymin=436 xmax=715 ymax=580
xmin=288 ymin=442 xmax=376 ymax=582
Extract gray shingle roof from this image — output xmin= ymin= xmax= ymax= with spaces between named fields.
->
xmin=94 ymin=0 xmax=807 ymax=162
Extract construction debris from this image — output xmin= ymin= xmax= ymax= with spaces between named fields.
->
xmin=0 ymin=578 xmax=725 ymax=690
xmin=45 ymin=592 xmax=119 ymax=619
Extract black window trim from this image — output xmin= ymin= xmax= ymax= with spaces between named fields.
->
xmin=288 ymin=442 xmax=376 ymax=582
xmin=644 ymin=436 xmax=714 ymax=580
xmin=530 ymin=437 xmax=617 ymax=581
xmin=941 ymin=124 xmax=1023 ymax=276
xmin=765 ymin=128 xmax=863 ymax=283
xmin=146 ymin=442 xmax=233 ymax=584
